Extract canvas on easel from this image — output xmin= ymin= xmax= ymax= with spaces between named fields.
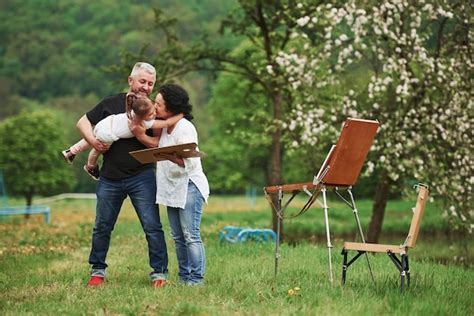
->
xmin=265 ymin=118 xmax=379 ymax=193
xmin=315 ymin=118 xmax=379 ymax=186
xmin=129 ymin=142 xmax=203 ymax=164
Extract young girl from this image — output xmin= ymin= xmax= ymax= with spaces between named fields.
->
xmin=62 ymin=93 xmax=183 ymax=180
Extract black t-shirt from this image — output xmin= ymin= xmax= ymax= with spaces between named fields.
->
xmin=86 ymin=93 xmax=153 ymax=179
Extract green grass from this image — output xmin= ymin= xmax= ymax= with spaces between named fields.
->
xmin=0 ymin=196 xmax=473 ymax=315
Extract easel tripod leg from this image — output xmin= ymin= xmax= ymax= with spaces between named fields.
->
xmin=273 ymin=192 xmax=282 ymax=277
xmin=322 ymin=187 xmax=334 ymax=285
xmin=348 ymin=188 xmax=375 ymax=283
xmin=274 ymin=214 xmax=281 ymax=277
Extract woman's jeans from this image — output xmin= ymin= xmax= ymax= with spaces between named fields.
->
xmin=88 ymin=168 xmax=168 ymax=280
xmin=167 ymin=181 xmax=205 ymax=285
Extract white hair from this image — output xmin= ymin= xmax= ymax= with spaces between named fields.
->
xmin=130 ymin=62 xmax=156 ymax=77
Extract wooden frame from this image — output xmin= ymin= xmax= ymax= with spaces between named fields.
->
xmin=341 ymin=184 xmax=429 ymax=291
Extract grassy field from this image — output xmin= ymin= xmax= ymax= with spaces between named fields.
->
xmin=1 ymin=196 xmax=473 ymax=315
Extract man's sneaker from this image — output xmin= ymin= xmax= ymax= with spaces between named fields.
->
xmin=84 ymin=165 xmax=100 ymax=181
xmin=87 ymin=275 xmax=105 ymax=286
xmin=61 ymin=149 xmax=75 ymax=164
xmin=152 ymin=279 xmax=167 ymax=288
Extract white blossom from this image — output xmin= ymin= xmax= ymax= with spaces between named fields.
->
xmin=296 ymin=16 xmax=310 ymax=27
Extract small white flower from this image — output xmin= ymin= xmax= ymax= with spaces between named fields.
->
xmin=296 ymin=16 xmax=310 ymax=27
xmin=266 ymin=65 xmax=274 ymax=75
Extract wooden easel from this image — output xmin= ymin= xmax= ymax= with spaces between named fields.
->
xmin=264 ymin=118 xmax=379 ymax=284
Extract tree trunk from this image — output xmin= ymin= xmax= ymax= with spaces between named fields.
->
xmin=24 ymin=191 xmax=33 ymax=220
xmin=367 ymin=171 xmax=390 ymax=243
xmin=269 ymin=91 xmax=283 ymax=239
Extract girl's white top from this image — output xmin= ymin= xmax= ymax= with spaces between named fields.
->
xmin=155 ymin=119 xmax=209 ymax=208
xmin=94 ymin=112 xmax=154 ymax=144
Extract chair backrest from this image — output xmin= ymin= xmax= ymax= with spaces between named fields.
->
xmin=320 ymin=118 xmax=379 ymax=186
xmin=406 ymin=184 xmax=429 ymax=248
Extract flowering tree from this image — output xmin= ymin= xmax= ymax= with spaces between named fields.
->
xmin=334 ymin=1 xmax=472 ymax=242
xmin=279 ymin=1 xmax=473 ymax=241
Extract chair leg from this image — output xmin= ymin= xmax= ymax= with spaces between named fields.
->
xmin=400 ymin=254 xmax=407 ymax=292
xmin=404 ymin=255 xmax=410 ymax=288
xmin=341 ymin=249 xmax=348 ymax=285
xmin=387 ymin=252 xmax=405 ymax=291
xmin=400 ymin=271 xmax=405 ymax=291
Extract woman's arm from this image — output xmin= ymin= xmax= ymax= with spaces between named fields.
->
xmin=170 ymin=123 xmax=199 ymax=169
xmin=151 ymin=113 xmax=184 ymax=129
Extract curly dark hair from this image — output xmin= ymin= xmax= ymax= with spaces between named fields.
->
xmin=158 ymin=83 xmax=193 ymax=121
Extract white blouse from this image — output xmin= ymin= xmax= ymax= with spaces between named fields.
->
xmin=155 ymin=119 xmax=209 ymax=208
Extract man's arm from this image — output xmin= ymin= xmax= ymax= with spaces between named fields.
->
xmin=76 ymin=115 xmax=109 ymax=152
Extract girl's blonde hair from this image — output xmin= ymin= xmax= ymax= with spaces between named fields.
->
xmin=126 ymin=94 xmax=154 ymax=120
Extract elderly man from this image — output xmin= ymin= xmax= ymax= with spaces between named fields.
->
xmin=76 ymin=62 xmax=168 ymax=288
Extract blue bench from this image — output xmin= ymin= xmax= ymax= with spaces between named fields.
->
xmin=219 ymin=226 xmax=276 ymax=243
xmin=0 ymin=205 xmax=51 ymax=224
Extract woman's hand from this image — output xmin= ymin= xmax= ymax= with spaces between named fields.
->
xmin=161 ymin=152 xmax=185 ymax=167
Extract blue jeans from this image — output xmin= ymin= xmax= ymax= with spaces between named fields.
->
xmin=88 ymin=168 xmax=168 ymax=280
xmin=167 ymin=181 xmax=206 ymax=285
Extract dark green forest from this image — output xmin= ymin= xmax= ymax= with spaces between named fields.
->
xmin=0 ymin=0 xmax=243 ymax=194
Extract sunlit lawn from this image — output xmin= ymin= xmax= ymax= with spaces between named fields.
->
xmin=0 ymin=196 xmax=472 ymax=315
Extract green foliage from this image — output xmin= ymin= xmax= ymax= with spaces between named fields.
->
xmin=0 ymin=110 xmax=75 ymax=204
xmin=204 ymin=70 xmax=269 ymax=192
xmin=204 ymin=68 xmax=338 ymax=193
